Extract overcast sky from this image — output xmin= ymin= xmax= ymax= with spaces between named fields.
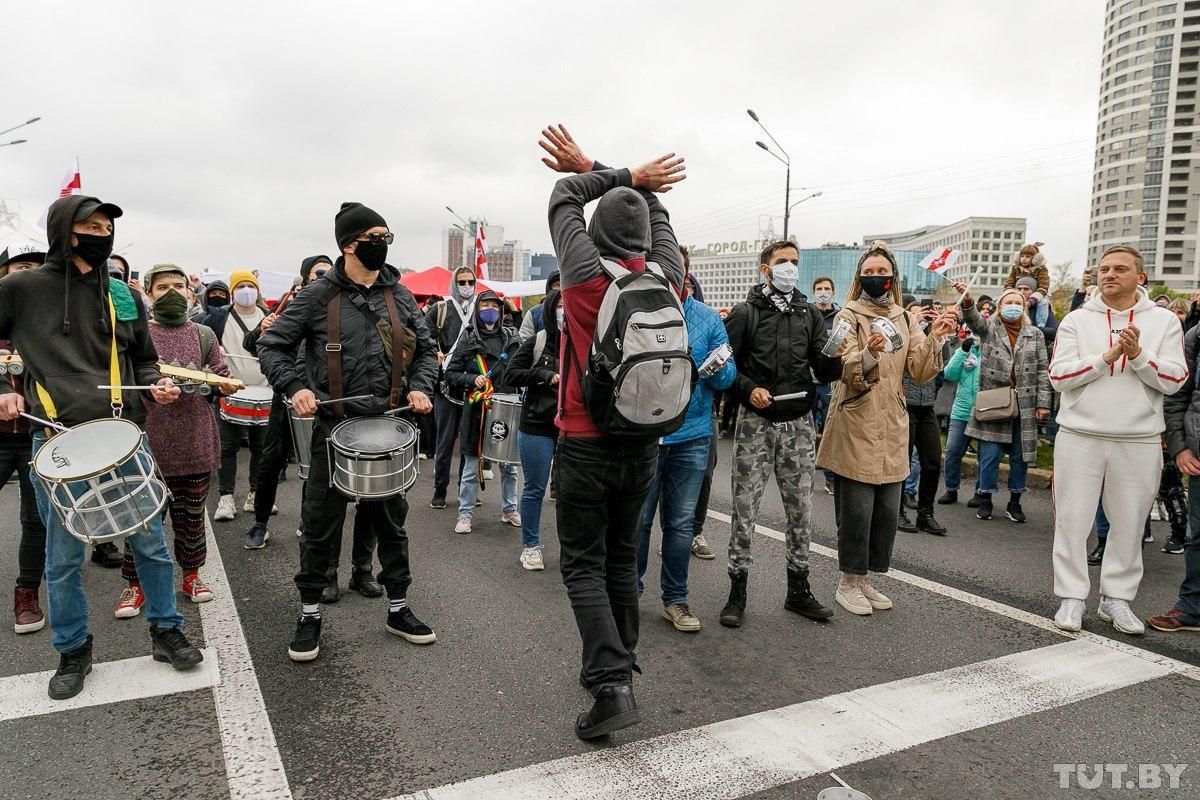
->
xmin=2 ymin=1 xmax=1103 ymax=278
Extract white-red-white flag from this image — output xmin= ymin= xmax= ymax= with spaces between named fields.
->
xmin=474 ymin=223 xmax=489 ymax=280
xmin=920 ymin=247 xmax=962 ymax=277
xmin=38 ymin=157 xmax=82 ymax=228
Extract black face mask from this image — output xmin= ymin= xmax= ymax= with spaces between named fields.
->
xmin=73 ymin=233 xmax=115 ymax=269
xmin=859 ymin=274 xmax=893 ymax=299
xmin=207 ymin=294 xmax=229 ymax=308
xmin=355 ymin=240 xmax=388 ymax=271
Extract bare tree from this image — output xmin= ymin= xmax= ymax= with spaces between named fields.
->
xmin=1050 ymin=260 xmax=1076 ymax=294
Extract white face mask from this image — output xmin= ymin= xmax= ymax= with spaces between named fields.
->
xmin=770 ymin=263 xmax=798 ymax=293
xmin=556 ymin=308 xmax=565 ymax=330
xmin=814 ymin=290 xmax=833 ymax=305
xmin=456 ymin=283 xmax=474 ymax=300
xmin=233 ymin=287 xmax=257 ymax=307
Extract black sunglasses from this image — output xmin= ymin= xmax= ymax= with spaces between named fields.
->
xmin=457 ymin=279 xmax=476 ymax=286
xmin=359 ymin=232 xmax=395 ymax=245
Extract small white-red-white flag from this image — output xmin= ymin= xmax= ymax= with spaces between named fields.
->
xmin=474 ymin=223 xmax=489 ymax=280
xmin=920 ymin=247 xmax=962 ymax=276
xmin=58 ymin=157 xmax=82 ymax=198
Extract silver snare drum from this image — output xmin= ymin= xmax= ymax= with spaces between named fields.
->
xmin=219 ymin=386 xmax=274 ymax=426
xmin=285 ymin=402 xmax=315 ymax=481
xmin=328 ymin=416 xmax=419 ymax=500
xmin=32 ymin=418 xmax=169 ymax=545
xmin=481 ymin=394 xmax=522 ymax=465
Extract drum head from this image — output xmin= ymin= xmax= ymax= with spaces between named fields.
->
xmin=331 ymin=416 xmax=416 ymax=455
xmin=490 ymin=393 xmax=522 ymax=406
xmin=231 ymin=386 xmax=274 ymax=402
xmin=34 ymin=419 xmax=143 ymax=481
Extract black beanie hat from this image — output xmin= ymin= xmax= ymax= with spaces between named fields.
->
xmin=335 ymin=202 xmax=388 ymax=249
xmin=300 ymin=254 xmax=332 ymax=281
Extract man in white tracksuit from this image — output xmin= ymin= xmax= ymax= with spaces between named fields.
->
xmin=1048 ymin=245 xmax=1188 ymax=635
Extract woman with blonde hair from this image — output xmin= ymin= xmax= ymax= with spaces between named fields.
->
xmin=816 ymin=242 xmax=957 ymax=616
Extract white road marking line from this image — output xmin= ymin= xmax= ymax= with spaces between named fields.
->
xmin=389 ymin=638 xmax=1169 ymax=800
xmin=706 ymin=510 xmax=1200 ymax=682
xmin=198 ymin=512 xmax=293 ymax=799
xmin=0 ymin=650 xmax=218 ymax=722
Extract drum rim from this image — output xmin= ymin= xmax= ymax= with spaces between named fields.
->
xmin=329 ymin=415 xmax=417 ymax=457
xmin=33 ymin=418 xmax=144 ymax=482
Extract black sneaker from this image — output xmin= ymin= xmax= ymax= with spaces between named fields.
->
xmin=288 ymin=615 xmax=321 ymax=662
xmin=386 ymin=606 xmax=437 ymax=645
xmin=976 ymin=496 xmax=993 ymax=520
xmin=244 ymin=522 xmax=269 ymax=550
xmin=937 ymin=490 xmax=958 ymax=505
xmin=1163 ymin=536 xmax=1185 ymax=555
xmin=897 ymin=508 xmax=918 ymax=532
xmin=1087 ymin=540 xmax=1106 ymax=566
xmin=1005 ymin=498 xmax=1026 ymax=524
xmin=575 ymin=683 xmax=641 ymax=740
xmin=349 ymin=569 xmax=384 ymax=598
xmin=966 ymin=492 xmax=985 ymax=509
xmin=47 ymin=635 xmax=93 ymax=700
xmin=429 ymin=493 xmax=447 ymax=509
xmin=321 ymin=581 xmax=341 ymax=604
xmin=150 ymin=625 xmax=204 ymax=670
xmin=90 ymin=542 xmax=122 ymax=568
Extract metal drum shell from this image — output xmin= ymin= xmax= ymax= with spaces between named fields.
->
xmin=481 ymin=394 xmax=522 ymax=465
xmin=219 ymin=386 xmax=274 ymax=426
xmin=286 ymin=404 xmax=315 ymax=481
xmin=328 ymin=416 xmax=419 ymax=500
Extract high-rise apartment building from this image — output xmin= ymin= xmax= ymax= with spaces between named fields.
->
xmin=864 ymin=217 xmax=1028 ymax=294
xmin=1089 ymin=1 xmax=1200 ymax=288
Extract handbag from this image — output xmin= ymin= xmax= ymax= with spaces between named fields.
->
xmin=975 ymin=386 xmax=1018 ymax=421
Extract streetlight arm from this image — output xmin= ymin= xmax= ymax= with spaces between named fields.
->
xmin=755 ymin=141 xmax=789 ymax=167
xmin=788 ymin=192 xmax=823 ymax=213
xmin=0 ymin=117 xmax=40 ymax=138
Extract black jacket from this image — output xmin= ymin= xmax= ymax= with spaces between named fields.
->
xmin=0 ymin=194 xmax=161 ymax=426
xmin=444 ymin=290 xmax=522 ymax=452
xmin=506 ymin=289 xmax=561 ymax=438
xmin=724 ymin=283 xmax=842 ymax=422
xmin=256 ymin=260 xmax=438 ymax=422
xmin=1165 ymin=324 xmax=1200 ymax=458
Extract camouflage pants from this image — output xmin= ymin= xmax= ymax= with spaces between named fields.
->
xmin=728 ymin=412 xmax=814 ymax=576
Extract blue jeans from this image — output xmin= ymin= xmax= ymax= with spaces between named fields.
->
xmin=457 ymin=454 xmax=518 ymax=517
xmin=943 ymin=418 xmax=973 ymax=491
xmin=978 ymin=418 xmax=1027 ymax=496
xmin=517 ymin=432 xmax=555 ymax=548
xmin=1176 ymin=485 xmax=1200 ymax=616
xmin=904 ymin=448 xmax=919 ymax=496
xmin=635 ymin=437 xmax=710 ymax=605
xmin=32 ymin=431 xmax=184 ymax=654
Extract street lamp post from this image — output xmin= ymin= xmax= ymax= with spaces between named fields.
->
xmin=748 ymin=109 xmax=794 ymax=241
xmin=0 ymin=140 xmax=28 ymax=148
xmin=0 ymin=117 xmax=40 ymax=139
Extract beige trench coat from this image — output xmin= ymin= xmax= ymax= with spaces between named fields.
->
xmin=815 ymin=299 xmax=944 ymax=484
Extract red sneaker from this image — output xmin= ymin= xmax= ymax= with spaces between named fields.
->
xmin=114 ymin=583 xmax=146 ymax=619
xmin=13 ymin=586 xmax=45 ymax=634
xmin=1146 ymin=607 xmax=1200 ymax=633
xmin=182 ymin=571 xmax=214 ymax=603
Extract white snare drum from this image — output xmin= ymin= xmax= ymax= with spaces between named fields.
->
xmin=698 ymin=343 xmax=733 ymax=379
xmin=285 ymin=402 xmax=315 ymax=481
xmin=33 ymin=418 xmax=169 ymax=545
xmin=219 ymin=386 xmax=274 ymax=426
xmin=481 ymin=394 xmax=522 ymax=465
xmin=328 ymin=416 xmax=419 ymax=500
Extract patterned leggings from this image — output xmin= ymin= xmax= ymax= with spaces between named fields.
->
xmin=122 ymin=472 xmax=210 ymax=582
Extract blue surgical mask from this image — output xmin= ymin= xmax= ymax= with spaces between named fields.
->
xmin=1000 ymin=305 xmax=1024 ymax=322
xmin=479 ymin=307 xmax=500 ymax=326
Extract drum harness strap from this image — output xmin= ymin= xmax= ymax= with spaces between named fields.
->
xmin=34 ymin=294 xmax=122 ymax=427
xmin=324 ymin=288 xmax=406 ymax=419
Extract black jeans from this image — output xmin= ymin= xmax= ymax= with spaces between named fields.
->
xmin=253 ymin=394 xmax=291 ymax=524
xmin=218 ymin=415 xmax=266 ymax=496
xmin=907 ymin=404 xmax=942 ymax=510
xmin=432 ymin=392 xmax=463 ymax=495
xmin=833 ymin=475 xmax=902 ymax=575
xmin=1 ymin=432 xmax=46 ymax=588
xmin=692 ymin=429 xmax=718 ymax=537
xmin=296 ymin=422 xmax=410 ymax=604
xmin=555 ymin=436 xmax=658 ymax=693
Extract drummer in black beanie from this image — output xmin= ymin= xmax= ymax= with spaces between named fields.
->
xmin=257 ymin=202 xmax=439 ymax=663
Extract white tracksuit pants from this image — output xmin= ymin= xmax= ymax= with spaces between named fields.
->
xmin=1052 ymin=429 xmax=1161 ymax=602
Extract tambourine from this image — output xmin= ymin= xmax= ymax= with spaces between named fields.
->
xmin=821 ymin=319 xmax=851 ymax=357
xmin=870 ymin=318 xmax=905 ymax=353
xmin=0 ymin=351 xmax=24 ymax=376
xmin=698 ymin=343 xmax=733 ymax=379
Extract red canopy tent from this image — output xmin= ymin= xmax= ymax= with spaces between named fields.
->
xmin=399 ymin=266 xmax=520 ymax=309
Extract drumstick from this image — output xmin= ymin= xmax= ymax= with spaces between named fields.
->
xmin=19 ymin=411 xmax=68 ymax=432
xmin=383 ymin=404 xmax=414 ymax=417
xmin=98 ymin=384 xmax=167 ymax=390
xmin=224 ymin=353 xmax=260 ymax=361
xmin=771 ymin=391 xmax=809 ymax=402
xmin=319 ymin=394 xmax=376 ymax=405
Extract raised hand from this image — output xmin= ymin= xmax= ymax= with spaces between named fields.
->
xmin=538 ymin=124 xmax=593 ymax=174
xmin=631 ymin=154 xmax=687 ymax=193
xmin=931 ymin=313 xmax=958 ymax=339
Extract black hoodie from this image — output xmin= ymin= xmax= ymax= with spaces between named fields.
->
xmin=0 ymin=195 xmax=161 ymax=426
xmin=507 ymin=288 xmax=561 ymax=437
xmin=444 ymin=289 xmax=521 ymax=452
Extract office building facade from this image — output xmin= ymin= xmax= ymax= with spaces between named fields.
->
xmin=864 ymin=217 xmax=1028 ymax=295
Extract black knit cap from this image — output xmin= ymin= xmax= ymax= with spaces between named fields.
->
xmin=334 ymin=202 xmax=388 ymax=249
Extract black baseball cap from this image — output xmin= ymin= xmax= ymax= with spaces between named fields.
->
xmin=73 ymin=198 xmax=123 ymax=222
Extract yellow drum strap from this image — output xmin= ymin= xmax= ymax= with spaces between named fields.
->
xmin=34 ymin=295 xmax=122 ymax=421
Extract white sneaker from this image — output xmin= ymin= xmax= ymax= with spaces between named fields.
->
xmin=1098 ymin=596 xmax=1146 ymax=636
xmin=243 ymin=491 xmax=256 ymax=513
xmin=454 ymin=516 xmax=472 ymax=535
xmin=214 ymin=494 xmax=237 ymax=522
xmin=859 ymin=579 xmax=893 ymax=610
xmin=1053 ymin=598 xmax=1085 ymax=632
xmin=520 ymin=546 xmax=544 ymax=571
xmin=835 ymin=580 xmax=873 ymax=615
xmin=501 ymin=509 xmax=522 ymax=527
xmin=1150 ymin=501 xmax=1163 ymax=521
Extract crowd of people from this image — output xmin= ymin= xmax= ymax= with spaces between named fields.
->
xmin=2 ymin=125 xmax=1199 ymax=741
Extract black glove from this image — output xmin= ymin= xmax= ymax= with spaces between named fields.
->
xmin=961 ymin=336 xmax=974 ymax=353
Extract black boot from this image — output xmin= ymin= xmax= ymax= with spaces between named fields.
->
xmin=1087 ymin=539 xmax=1106 ymax=566
xmin=916 ymin=508 xmax=947 ymax=536
xmin=897 ymin=507 xmax=918 ymax=532
xmin=90 ymin=542 xmax=122 ymax=568
xmin=1005 ymin=495 xmax=1026 ymax=523
xmin=719 ymin=572 xmax=747 ymax=628
xmin=321 ymin=574 xmax=341 ymax=604
xmin=48 ymin=635 xmax=93 ymax=700
xmin=902 ymin=492 xmax=918 ymax=510
xmin=150 ymin=625 xmax=204 ymax=670
xmin=937 ymin=490 xmax=958 ymax=505
xmin=966 ymin=492 xmax=985 ymax=509
xmin=575 ymin=683 xmax=641 ymax=740
xmin=784 ymin=567 xmax=834 ymax=621
xmin=976 ymin=495 xmax=993 ymax=520
xmin=349 ymin=568 xmax=384 ymax=598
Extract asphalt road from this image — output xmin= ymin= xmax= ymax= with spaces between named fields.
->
xmin=1 ymin=437 xmax=1197 ymax=800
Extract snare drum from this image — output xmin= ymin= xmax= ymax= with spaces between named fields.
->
xmin=32 ymin=418 xmax=169 ymax=545
xmin=219 ymin=386 xmax=274 ymax=426
xmin=286 ymin=402 xmax=315 ymax=481
xmin=328 ymin=416 xmax=419 ymax=500
xmin=481 ymin=394 xmax=522 ymax=465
